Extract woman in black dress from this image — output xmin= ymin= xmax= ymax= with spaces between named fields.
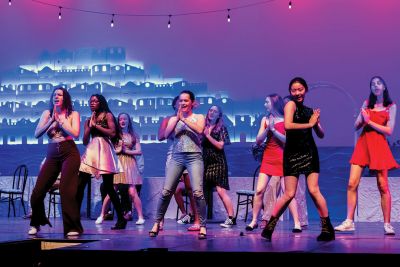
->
xmin=261 ymin=77 xmax=335 ymax=241
xmin=202 ymin=105 xmax=234 ymax=228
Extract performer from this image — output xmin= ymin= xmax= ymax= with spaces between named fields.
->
xmin=95 ymin=113 xmax=145 ymax=225
xmin=202 ymin=105 xmax=235 ymax=228
xmin=77 ymin=94 xmax=126 ymax=230
xmin=261 ymin=77 xmax=335 ymax=242
xmin=335 ymin=76 xmax=398 ymax=235
xmin=149 ymin=90 xmax=207 ymax=239
xmin=29 ymin=87 xmax=81 ymax=236
xmin=246 ymin=94 xmax=302 ymax=233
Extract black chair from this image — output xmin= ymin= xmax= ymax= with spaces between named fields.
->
xmin=234 ymin=165 xmax=260 ymax=222
xmin=47 ymin=179 xmax=61 ymax=219
xmin=0 ymin=164 xmax=28 ymax=217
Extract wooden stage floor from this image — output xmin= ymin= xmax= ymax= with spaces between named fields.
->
xmin=0 ymin=217 xmax=399 ymax=266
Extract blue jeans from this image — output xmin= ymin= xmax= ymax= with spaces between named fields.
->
xmin=155 ymin=152 xmax=207 ymax=227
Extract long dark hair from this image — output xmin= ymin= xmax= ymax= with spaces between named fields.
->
xmin=267 ymin=94 xmax=284 ymax=117
xmin=49 ymin=87 xmax=73 ymax=116
xmin=90 ymin=94 xmax=118 ymax=140
xmin=367 ymin=76 xmax=393 ymax=109
xmin=206 ymin=105 xmax=224 ymax=133
xmin=117 ymin=112 xmax=138 ymax=143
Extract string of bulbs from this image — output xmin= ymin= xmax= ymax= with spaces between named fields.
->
xmin=7 ymin=0 xmax=295 ymax=28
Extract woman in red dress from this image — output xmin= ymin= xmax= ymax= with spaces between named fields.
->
xmin=335 ymin=76 xmax=398 ymax=235
xmin=245 ymin=94 xmax=302 ymax=232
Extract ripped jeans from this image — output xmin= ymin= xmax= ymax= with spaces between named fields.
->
xmin=155 ymin=152 xmax=207 ymax=227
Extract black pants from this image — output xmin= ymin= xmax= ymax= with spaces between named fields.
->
xmin=30 ymin=140 xmax=81 ymax=234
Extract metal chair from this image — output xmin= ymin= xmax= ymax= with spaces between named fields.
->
xmin=0 ymin=164 xmax=28 ymax=217
xmin=47 ymin=179 xmax=61 ymax=219
xmin=234 ymin=165 xmax=260 ymax=222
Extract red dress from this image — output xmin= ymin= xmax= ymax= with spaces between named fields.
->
xmin=260 ymin=121 xmax=285 ymax=176
xmin=350 ymin=106 xmax=399 ymax=170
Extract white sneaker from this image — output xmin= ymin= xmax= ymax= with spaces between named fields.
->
xmin=28 ymin=226 xmax=40 ymax=235
xmin=334 ymin=219 xmax=355 ymax=232
xmin=220 ymin=218 xmax=234 ymax=228
xmin=177 ymin=214 xmax=191 ymax=224
xmin=135 ymin=218 xmax=145 ymax=225
xmin=95 ymin=216 xmax=104 ymax=224
xmin=384 ymin=223 xmax=395 ymax=235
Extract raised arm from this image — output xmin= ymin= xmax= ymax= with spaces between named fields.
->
xmin=124 ymin=136 xmax=142 ymax=156
xmin=180 ymin=113 xmax=205 ymax=134
xmin=58 ymin=111 xmax=80 ymax=139
xmin=284 ymin=101 xmax=317 ymax=130
xmin=255 ymin=116 xmax=268 ymax=145
xmin=94 ymin=112 xmax=116 ymax=138
xmin=158 ymin=117 xmax=170 ymax=141
xmin=365 ymin=104 xmax=397 ymax=136
xmin=354 ymin=101 xmax=368 ymax=130
xmin=34 ymin=110 xmax=54 ymax=138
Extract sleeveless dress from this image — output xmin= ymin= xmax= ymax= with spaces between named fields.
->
xmin=350 ymin=106 xmax=399 ymax=170
xmin=202 ymin=126 xmax=231 ymax=190
xmin=79 ymin=115 xmax=122 ymax=178
xmin=283 ymin=102 xmax=319 ymax=177
xmin=113 ymin=133 xmax=143 ymax=185
xmin=260 ymin=121 xmax=285 ymax=176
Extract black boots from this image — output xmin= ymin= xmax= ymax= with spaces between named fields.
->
xmin=111 ymin=218 xmax=127 ymax=230
xmin=261 ymin=216 xmax=279 ymax=241
xmin=317 ymin=216 xmax=335 ymax=241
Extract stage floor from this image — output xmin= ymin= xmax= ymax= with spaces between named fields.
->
xmin=0 ymin=217 xmax=399 ymax=265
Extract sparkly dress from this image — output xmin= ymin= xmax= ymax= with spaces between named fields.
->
xmin=260 ymin=121 xmax=285 ymax=176
xmin=350 ymin=106 xmax=399 ymax=170
xmin=79 ymin=115 xmax=122 ymax=178
xmin=283 ymin=102 xmax=319 ymax=177
xmin=202 ymin=125 xmax=231 ymax=190
xmin=113 ymin=133 xmax=143 ymax=185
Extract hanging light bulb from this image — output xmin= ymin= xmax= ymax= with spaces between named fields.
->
xmin=289 ymin=1 xmax=292 ymax=9
xmin=111 ymin=14 xmax=115 ymax=27
xmin=227 ymin=9 xmax=231 ymax=23
xmin=9 ymin=0 xmax=11 ymax=6
xmin=168 ymin=15 xmax=171 ymax=29
xmin=58 ymin=7 xmax=62 ymax=20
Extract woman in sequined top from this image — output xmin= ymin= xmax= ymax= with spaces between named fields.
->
xmin=261 ymin=77 xmax=335 ymax=242
xmin=149 ymin=90 xmax=207 ymax=239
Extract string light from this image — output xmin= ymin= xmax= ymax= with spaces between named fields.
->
xmin=31 ymin=0 xmax=279 ymax=28
xmin=289 ymin=1 xmax=292 ymax=9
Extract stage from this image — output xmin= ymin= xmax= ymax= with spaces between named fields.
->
xmin=0 ymin=217 xmax=399 ymax=266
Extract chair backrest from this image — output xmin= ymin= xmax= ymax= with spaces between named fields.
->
xmin=13 ymin=164 xmax=28 ymax=193
xmin=251 ymin=165 xmax=261 ymax=191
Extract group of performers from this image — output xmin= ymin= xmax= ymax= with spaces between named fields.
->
xmin=27 ymin=75 xmax=398 ymax=241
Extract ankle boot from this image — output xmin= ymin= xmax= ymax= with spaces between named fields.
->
xmin=111 ymin=218 xmax=127 ymax=230
xmin=261 ymin=216 xmax=279 ymax=241
xmin=317 ymin=216 xmax=335 ymax=241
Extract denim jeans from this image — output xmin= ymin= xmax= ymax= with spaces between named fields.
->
xmin=155 ymin=152 xmax=207 ymax=226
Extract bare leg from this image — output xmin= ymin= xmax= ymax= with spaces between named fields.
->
xmin=128 ymin=185 xmax=144 ymax=220
xmin=376 ymin=170 xmax=391 ymax=224
xmin=249 ymin=173 xmax=269 ymax=228
xmin=216 ymin=186 xmax=234 ymax=217
xmin=345 ymin=164 xmax=363 ymax=220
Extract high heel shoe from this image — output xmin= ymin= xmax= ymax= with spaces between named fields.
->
xmin=198 ymin=226 xmax=207 ymax=240
xmin=245 ymin=223 xmax=258 ymax=231
xmin=149 ymin=223 xmax=160 ymax=237
xmin=111 ymin=219 xmax=127 ymax=230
